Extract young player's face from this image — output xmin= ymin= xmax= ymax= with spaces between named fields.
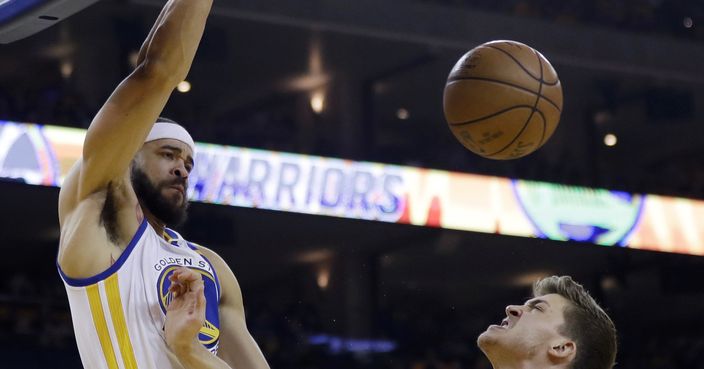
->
xmin=477 ymin=293 xmax=572 ymax=363
xmin=131 ymin=139 xmax=194 ymax=227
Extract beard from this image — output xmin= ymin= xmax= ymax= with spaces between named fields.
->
xmin=130 ymin=165 xmax=189 ymax=228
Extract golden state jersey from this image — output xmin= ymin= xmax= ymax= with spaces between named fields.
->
xmin=58 ymin=220 xmax=222 ymax=369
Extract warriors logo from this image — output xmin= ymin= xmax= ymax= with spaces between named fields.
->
xmin=0 ymin=121 xmax=60 ymax=186
xmin=157 ymin=265 xmax=221 ymax=352
xmin=513 ymin=180 xmax=643 ymax=246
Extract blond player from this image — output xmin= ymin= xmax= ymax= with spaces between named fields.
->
xmin=56 ymin=0 xmax=269 ymax=368
xmin=478 ymin=276 xmax=617 ymax=369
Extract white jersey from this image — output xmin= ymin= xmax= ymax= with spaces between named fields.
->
xmin=58 ymin=220 xmax=222 ymax=369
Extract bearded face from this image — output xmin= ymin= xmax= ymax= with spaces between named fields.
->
xmin=130 ymin=164 xmax=189 ymax=228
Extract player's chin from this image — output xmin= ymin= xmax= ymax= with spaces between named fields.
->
xmin=477 ymin=328 xmax=503 ymax=349
xmin=477 ymin=332 xmax=492 ymax=351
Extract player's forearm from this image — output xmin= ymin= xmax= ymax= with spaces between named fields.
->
xmin=78 ymin=0 xmax=212 ymax=196
xmin=173 ymin=343 xmax=233 ymax=369
xmin=219 ymin=333 xmax=271 ymax=369
xmin=140 ymin=0 xmax=213 ymax=83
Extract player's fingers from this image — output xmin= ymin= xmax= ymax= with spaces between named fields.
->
xmin=187 ymin=291 xmax=198 ymax=314
xmin=190 ymin=276 xmax=204 ymax=290
xmin=169 ymin=281 xmax=185 ymax=298
xmin=171 ymin=267 xmax=186 ymax=279
xmin=194 ymin=282 xmax=205 ymax=308
xmin=175 ymin=267 xmax=200 ymax=284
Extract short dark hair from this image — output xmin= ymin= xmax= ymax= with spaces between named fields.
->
xmin=533 ymin=276 xmax=617 ymax=369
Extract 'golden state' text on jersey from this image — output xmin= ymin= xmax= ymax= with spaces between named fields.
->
xmin=58 ymin=220 xmax=221 ymax=369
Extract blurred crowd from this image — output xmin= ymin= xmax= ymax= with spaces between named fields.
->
xmin=1 ymin=272 xmax=703 ymax=368
xmin=0 ymin=87 xmax=92 ymax=129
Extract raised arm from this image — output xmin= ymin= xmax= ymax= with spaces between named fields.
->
xmin=72 ymin=0 xmax=212 ymax=203
xmin=57 ymin=0 xmax=213 ymax=280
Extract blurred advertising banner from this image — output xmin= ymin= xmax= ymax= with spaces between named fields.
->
xmin=1 ymin=120 xmax=702 ymax=256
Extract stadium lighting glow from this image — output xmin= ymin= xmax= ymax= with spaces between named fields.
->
xmin=316 ymin=267 xmax=330 ymax=290
xmin=128 ymin=50 xmax=139 ymax=68
xmin=311 ymin=90 xmax=325 ymax=114
xmin=176 ymin=81 xmax=191 ymax=93
xmin=683 ymin=17 xmax=693 ymax=29
xmin=604 ymin=133 xmax=617 ymax=147
xmin=60 ymin=61 xmax=73 ymax=79
xmin=396 ymin=108 xmax=410 ymax=120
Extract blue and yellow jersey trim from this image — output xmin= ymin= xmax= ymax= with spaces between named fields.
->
xmin=58 ymin=219 xmax=148 ymax=287
xmin=57 ymin=220 xmax=147 ymax=368
xmin=86 ymin=273 xmax=139 ymax=369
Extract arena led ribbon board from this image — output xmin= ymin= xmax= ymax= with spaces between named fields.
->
xmin=1 ymin=120 xmax=703 ymax=256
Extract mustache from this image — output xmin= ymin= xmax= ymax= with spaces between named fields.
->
xmin=160 ymin=178 xmax=187 ymax=188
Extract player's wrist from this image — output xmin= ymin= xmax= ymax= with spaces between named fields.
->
xmin=169 ymin=337 xmax=201 ymax=359
xmin=172 ymin=340 xmax=214 ymax=368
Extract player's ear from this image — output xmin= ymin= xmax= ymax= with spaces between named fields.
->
xmin=547 ymin=339 xmax=576 ymax=364
xmin=132 ymin=147 xmax=147 ymax=165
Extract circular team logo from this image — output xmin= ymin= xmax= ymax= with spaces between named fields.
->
xmin=0 ymin=122 xmax=60 ymax=186
xmin=157 ymin=265 xmax=221 ymax=351
xmin=512 ymin=180 xmax=644 ymax=246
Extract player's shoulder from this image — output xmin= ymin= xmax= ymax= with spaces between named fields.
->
xmin=186 ymin=240 xmax=241 ymax=304
xmin=186 ymin=241 xmax=228 ymax=271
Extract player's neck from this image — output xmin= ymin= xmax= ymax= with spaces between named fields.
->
xmin=142 ymin=208 xmax=167 ymax=237
xmin=491 ymin=362 xmax=547 ymax=369
xmin=488 ymin=355 xmax=558 ymax=369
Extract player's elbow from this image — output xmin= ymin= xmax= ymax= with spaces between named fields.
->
xmin=133 ymin=58 xmax=184 ymax=87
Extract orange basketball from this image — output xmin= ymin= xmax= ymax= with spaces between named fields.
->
xmin=443 ymin=40 xmax=563 ymax=160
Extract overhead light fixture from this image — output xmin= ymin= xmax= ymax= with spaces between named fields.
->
xmin=177 ymin=80 xmax=191 ymax=93
xmin=396 ymin=108 xmax=410 ymax=120
xmin=603 ymin=133 xmax=617 ymax=147
xmin=60 ymin=60 xmax=73 ymax=79
xmin=285 ymin=73 xmax=329 ymax=91
xmin=317 ymin=265 xmax=330 ymax=290
xmin=311 ymin=90 xmax=325 ymax=114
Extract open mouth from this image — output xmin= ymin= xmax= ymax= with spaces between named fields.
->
xmin=487 ymin=318 xmax=511 ymax=331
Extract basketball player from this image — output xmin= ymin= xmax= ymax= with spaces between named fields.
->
xmin=477 ymin=276 xmax=617 ymax=369
xmin=56 ymin=0 xmax=269 ymax=368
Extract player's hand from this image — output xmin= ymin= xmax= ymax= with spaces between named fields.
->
xmin=164 ymin=267 xmax=206 ymax=355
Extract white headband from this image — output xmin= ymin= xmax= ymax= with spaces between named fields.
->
xmin=145 ymin=122 xmax=196 ymax=156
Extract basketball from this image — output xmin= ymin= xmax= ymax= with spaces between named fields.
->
xmin=443 ymin=40 xmax=563 ymax=160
